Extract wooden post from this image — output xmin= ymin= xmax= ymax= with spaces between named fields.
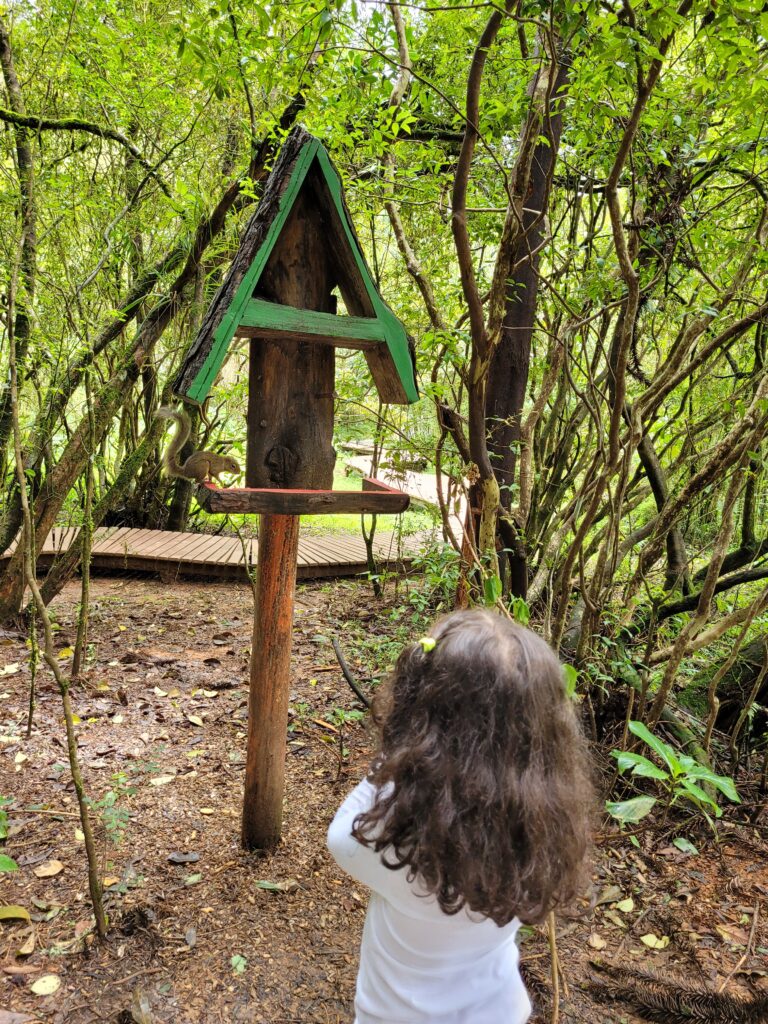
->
xmin=169 ymin=130 xmax=418 ymax=855
xmin=242 ymin=512 xmax=301 ymax=850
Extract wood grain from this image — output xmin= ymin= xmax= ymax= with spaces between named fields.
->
xmin=195 ymin=479 xmax=410 ymax=515
xmin=241 ymin=513 xmax=300 ymax=851
xmin=246 ymin=185 xmax=337 ymax=490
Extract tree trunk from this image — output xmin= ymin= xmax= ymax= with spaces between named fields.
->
xmin=702 ymin=635 xmax=768 ymax=741
xmin=0 ymin=16 xmax=36 ymax=467
xmin=486 ymin=61 xmax=569 ymax=597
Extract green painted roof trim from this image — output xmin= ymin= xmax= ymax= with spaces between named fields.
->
xmin=187 ymin=139 xmax=320 ymax=403
xmin=313 ymin=145 xmax=418 ymax=403
xmin=186 ymin=136 xmax=417 ymax=405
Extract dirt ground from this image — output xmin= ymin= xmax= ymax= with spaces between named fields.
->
xmin=1 ymin=576 xmax=767 ymax=1024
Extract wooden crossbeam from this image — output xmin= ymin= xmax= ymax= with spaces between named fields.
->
xmin=195 ymin=477 xmax=410 ymax=516
xmin=236 ymin=298 xmax=386 ymax=350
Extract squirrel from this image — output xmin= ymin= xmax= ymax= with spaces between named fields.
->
xmin=156 ymin=407 xmax=241 ymax=484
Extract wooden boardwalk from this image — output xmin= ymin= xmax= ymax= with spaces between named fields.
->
xmin=1 ymin=526 xmax=414 ymax=582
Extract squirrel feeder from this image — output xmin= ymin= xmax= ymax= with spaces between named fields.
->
xmin=171 ymin=126 xmax=418 ymax=851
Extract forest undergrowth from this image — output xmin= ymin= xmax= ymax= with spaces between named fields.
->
xmin=1 ymin=573 xmax=767 ymax=1024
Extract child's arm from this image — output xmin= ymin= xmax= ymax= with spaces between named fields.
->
xmin=327 ymin=778 xmax=400 ymax=894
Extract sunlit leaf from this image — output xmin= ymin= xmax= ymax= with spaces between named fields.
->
xmin=605 ymin=796 xmax=657 ymax=824
xmin=0 ymin=905 xmax=30 ymax=922
xmin=31 ymin=974 xmax=62 ymax=995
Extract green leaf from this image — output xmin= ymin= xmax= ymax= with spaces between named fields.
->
xmin=511 ymin=596 xmax=530 ymax=626
xmin=612 ymin=750 xmax=668 ymax=781
xmin=563 ymin=664 xmax=578 ymax=699
xmin=672 ymin=836 xmax=699 ymax=855
xmin=0 ymin=854 xmax=18 ymax=873
xmin=628 ymin=721 xmax=682 ymax=775
xmin=681 ymin=762 xmax=740 ymax=802
xmin=231 ymin=954 xmax=248 ymax=974
xmin=483 ymin=574 xmax=502 ymax=606
xmin=677 ymin=779 xmax=721 ymax=816
xmin=605 ymin=795 xmax=657 ymax=824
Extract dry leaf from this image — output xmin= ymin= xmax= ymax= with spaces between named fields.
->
xmin=153 ymin=687 xmax=168 ymax=697
xmin=716 ymin=923 xmax=750 ymax=946
xmin=33 ymin=859 xmax=64 ymax=878
xmin=198 ymin=807 xmax=215 ymax=815
xmin=0 ymin=905 xmax=31 ymax=922
xmin=167 ymin=851 xmax=200 ymax=865
xmin=150 ymin=775 xmax=176 ymax=787
xmin=588 ymin=932 xmax=607 ymax=950
xmin=187 ymin=715 xmax=204 ymax=727
xmin=311 ymin=717 xmax=338 ymax=734
xmin=615 ymin=897 xmax=634 ymax=913
xmin=103 ymin=876 xmax=121 ymax=887
xmin=17 ymin=931 xmax=35 ymax=956
xmin=131 ymin=987 xmax=154 ymax=1024
xmin=255 ymin=878 xmax=300 ymax=893
xmin=640 ymin=933 xmax=670 ymax=949
xmin=31 ymin=974 xmax=61 ymax=995
xmin=111 ymin=714 xmax=124 ymax=725
xmin=596 ymin=884 xmax=623 ymax=906
xmin=0 ymin=663 xmax=20 ymax=677
xmin=0 ymin=1009 xmax=36 ymax=1023
xmin=201 ymin=689 xmax=219 ymax=698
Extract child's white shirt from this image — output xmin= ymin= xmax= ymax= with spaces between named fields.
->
xmin=327 ymin=778 xmax=533 ymax=1024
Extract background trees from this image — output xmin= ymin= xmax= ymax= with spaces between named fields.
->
xmin=2 ymin=0 xmax=768 ymax=751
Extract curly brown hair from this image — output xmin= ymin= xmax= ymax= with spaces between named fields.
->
xmin=352 ymin=609 xmax=595 ymax=926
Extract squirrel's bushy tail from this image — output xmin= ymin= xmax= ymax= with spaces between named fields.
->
xmin=156 ymin=406 xmax=191 ymax=477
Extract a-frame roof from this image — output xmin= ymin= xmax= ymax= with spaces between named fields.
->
xmin=173 ymin=126 xmax=418 ymax=406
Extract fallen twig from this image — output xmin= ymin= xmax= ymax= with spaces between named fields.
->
xmin=332 ymin=637 xmax=371 ymax=709
xmin=547 ymin=911 xmax=560 ymax=1024
xmin=717 ymin=900 xmax=759 ymax=994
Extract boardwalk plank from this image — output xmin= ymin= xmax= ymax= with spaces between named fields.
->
xmin=1 ymin=526 xmax=414 ymax=581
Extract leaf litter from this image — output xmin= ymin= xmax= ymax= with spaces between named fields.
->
xmin=0 ymin=576 xmax=767 ymax=1024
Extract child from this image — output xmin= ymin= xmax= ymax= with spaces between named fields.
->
xmin=327 ymin=609 xmax=594 ymax=1024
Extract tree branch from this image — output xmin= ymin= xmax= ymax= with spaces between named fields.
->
xmin=0 ymin=104 xmax=173 ymax=197
xmin=450 ymin=6 xmax=506 ymax=356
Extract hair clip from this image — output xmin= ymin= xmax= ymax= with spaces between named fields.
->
xmin=418 ymin=636 xmax=437 ymax=653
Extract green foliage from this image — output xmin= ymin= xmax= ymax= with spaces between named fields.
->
xmin=608 ymin=721 xmax=740 ymax=829
xmin=483 ymin=574 xmax=502 ymax=607
xmin=0 ymin=853 xmax=18 ymax=873
xmin=562 ymin=664 xmax=579 ymax=700
xmin=0 ymin=796 xmax=10 ymax=841
xmin=230 ymin=954 xmax=248 ymax=975
xmin=326 ymin=707 xmax=366 ymax=730
xmin=510 ymin=596 xmax=530 ymax=626
xmin=407 ymin=544 xmax=461 ymax=615
xmin=2 ymin=0 xmax=768 ymax=763
xmin=605 ymin=795 xmax=658 ymax=826
xmin=0 ymin=798 xmax=16 ymax=873
xmin=89 ymin=771 xmax=137 ymax=845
